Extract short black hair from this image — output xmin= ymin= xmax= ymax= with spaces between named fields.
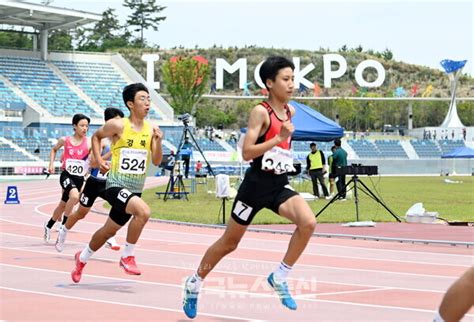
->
xmin=104 ymin=107 xmax=124 ymax=121
xmin=72 ymin=113 xmax=90 ymax=125
xmin=334 ymin=138 xmax=342 ymax=147
xmin=310 ymin=142 xmax=316 ymax=148
xmin=122 ymin=83 xmax=149 ymax=110
xmin=259 ymin=56 xmax=295 ymax=90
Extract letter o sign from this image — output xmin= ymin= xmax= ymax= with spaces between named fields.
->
xmin=355 ymin=59 xmax=385 ymax=88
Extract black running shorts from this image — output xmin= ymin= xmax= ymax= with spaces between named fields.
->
xmin=104 ymin=187 xmax=142 ymax=226
xmin=79 ymin=176 xmax=106 ymax=208
xmin=59 ymin=170 xmax=85 ymax=202
xmin=230 ymin=167 xmax=299 ymax=225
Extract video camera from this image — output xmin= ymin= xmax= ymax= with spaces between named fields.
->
xmin=177 ymin=113 xmax=191 ymax=126
xmin=335 ymin=164 xmax=378 ymax=176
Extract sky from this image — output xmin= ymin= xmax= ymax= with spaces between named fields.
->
xmin=25 ymin=0 xmax=474 ymax=76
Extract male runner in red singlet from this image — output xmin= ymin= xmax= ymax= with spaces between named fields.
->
xmin=182 ymin=56 xmax=317 ymax=318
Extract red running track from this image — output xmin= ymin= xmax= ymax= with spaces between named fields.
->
xmin=1 ymin=178 xmax=473 ymax=321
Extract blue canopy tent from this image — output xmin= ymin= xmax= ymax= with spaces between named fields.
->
xmin=289 ymin=100 xmax=343 ymax=141
xmin=239 ymin=101 xmax=343 ymax=140
xmin=441 ymin=146 xmax=474 ymax=175
xmin=441 ymin=146 xmax=474 ymax=159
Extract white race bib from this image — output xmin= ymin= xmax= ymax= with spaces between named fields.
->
xmin=65 ymin=159 xmax=86 ymax=176
xmin=119 ymin=148 xmax=148 ymax=175
xmin=96 ymin=170 xmax=108 ymax=179
xmin=95 ymin=161 xmax=111 ymax=180
xmin=261 ymin=146 xmax=295 ymax=175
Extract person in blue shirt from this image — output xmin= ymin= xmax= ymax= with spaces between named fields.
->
xmin=180 ymin=138 xmax=193 ymax=178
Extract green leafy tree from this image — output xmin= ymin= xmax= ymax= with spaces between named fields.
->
xmin=76 ymin=8 xmax=131 ymax=51
xmin=195 ymin=103 xmax=236 ymax=128
xmin=0 ymin=31 xmax=32 ymax=49
xmin=162 ymin=56 xmax=210 ymax=115
xmin=48 ymin=30 xmax=73 ymax=51
xmin=381 ymin=48 xmax=393 ymax=61
xmin=123 ymin=0 xmax=166 ymax=47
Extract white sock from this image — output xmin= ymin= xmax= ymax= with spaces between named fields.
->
xmin=187 ymin=273 xmax=203 ymax=292
xmin=273 ymin=261 xmax=292 ymax=282
xmin=433 ymin=311 xmax=445 ymax=322
xmin=107 ymin=236 xmax=118 ymax=245
xmin=121 ymin=242 xmax=135 ymax=258
xmin=79 ymin=246 xmax=94 ymax=263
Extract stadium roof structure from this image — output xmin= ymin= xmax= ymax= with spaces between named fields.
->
xmin=0 ymin=1 xmax=101 ymax=30
xmin=0 ymin=0 xmax=101 ymax=59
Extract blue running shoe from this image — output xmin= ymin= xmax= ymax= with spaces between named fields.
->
xmin=267 ymin=273 xmax=297 ymax=310
xmin=183 ymin=275 xmax=199 ymax=319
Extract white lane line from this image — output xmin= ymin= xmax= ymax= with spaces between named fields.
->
xmin=294 ymin=287 xmax=393 ymax=299
xmin=27 ymin=192 xmax=474 ymax=259
xmin=0 ymin=242 xmax=454 ymax=293
xmin=0 ymin=285 xmax=256 ymax=321
xmin=0 ymin=263 xmax=461 ymax=317
xmin=1 ymin=218 xmax=471 ymax=269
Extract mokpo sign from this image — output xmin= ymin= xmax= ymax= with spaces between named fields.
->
xmin=142 ymin=54 xmax=386 ymax=91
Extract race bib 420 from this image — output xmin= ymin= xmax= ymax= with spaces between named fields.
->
xmin=119 ymin=148 xmax=148 ymax=175
xmin=261 ymin=147 xmax=295 ymax=175
xmin=65 ymin=159 xmax=86 ymax=176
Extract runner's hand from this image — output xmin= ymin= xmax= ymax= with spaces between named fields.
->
xmin=277 ymin=121 xmax=294 ymax=142
xmin=153 ymin=126 xmax=163 ymax=140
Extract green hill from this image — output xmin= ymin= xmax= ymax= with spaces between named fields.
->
xmin=118 ymin=46 xmax=474 ymax=98
xmin=117 ymin=47 xmax=473 ymax=130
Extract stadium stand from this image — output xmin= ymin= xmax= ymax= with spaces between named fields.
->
xmin=438 ymin=139 xmax=465 ymax=155
xmin=0 ymin=142 xmax=35 ymax=162
xmin=0 ymin=56 xmax=100 ymax=118
xmin=348 ymin=139 xmax=380 ymax=158
xmin=374 ymin=139 xmax=408 ymax=159
xmin=0 ymin=78 xmax=26 ymax=111
xmin=52 ymin=60 xmax=160 ymax=119
xmin=410 ymin=139 xmax=442 ymax=158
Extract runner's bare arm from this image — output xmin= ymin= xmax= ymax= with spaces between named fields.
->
xmin=49 ymin=137 xmax=65 ymax=173
xmin=92 ymin=118 xmax=123 ymax=173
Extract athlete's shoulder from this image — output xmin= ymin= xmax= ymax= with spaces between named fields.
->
xmin=106 ymin=117 xmax=126 ymax=131
xmin=251 ymin=103 xmax=269 ymax=115
xmin=286 ymin=103 xmax=296 ymax=116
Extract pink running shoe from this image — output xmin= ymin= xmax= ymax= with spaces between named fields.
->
xmin=119 ymin=256 xmax=141 ymax=275
xmin=71 ymin=251 xmax=86 ymax=283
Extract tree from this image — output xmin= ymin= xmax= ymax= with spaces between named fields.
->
xmin=381 ymin=48 xmax=394 ymax=61
xmin=0 ymin=31 xmax=32 ymax=49
xmin=48 ymin=30 xmax=73 ymax=51
xmin=75 ymin=8 xmax=131 ymax=51
xmin=162 ymin=56 xmax=210 ymax=115
xmin=123 ymin=0 xmax=166 ymax=47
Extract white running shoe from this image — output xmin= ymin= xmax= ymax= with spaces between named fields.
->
xmin=105 ymin=237 xmax=120 ymax=251
xmin=43 ymin=223 xmax=51 ymax=243
xmin=55 ymin=227 xmax=67 ymax=252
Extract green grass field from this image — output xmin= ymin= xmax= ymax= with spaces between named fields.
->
xmin=143 ymin=176 xmax=474 ymax=224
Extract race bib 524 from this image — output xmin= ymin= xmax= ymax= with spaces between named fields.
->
xmin=119 ymin=148 xmax=148 ymax=175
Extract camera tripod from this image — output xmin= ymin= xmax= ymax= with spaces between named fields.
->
xmin=315 ymin=174 xmax=402 ymax=222
xmin=163 ymin=169 xmax=188 ymax=201
xmin=162 ymin=123 xmax=215 ymax=201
